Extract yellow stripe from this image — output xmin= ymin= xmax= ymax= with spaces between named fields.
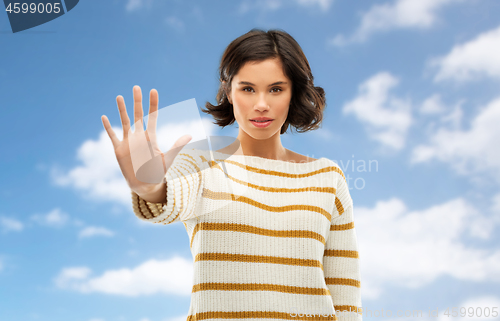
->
xmin=157 ymin=153 xmax=203 ymax=225
xmin=144 ymin=201 xmax=154 ymax=218
xmin=195 ymin=252 xmax=324 ymax=270
xmin=202 ymin=188 xmax=332 ymax=221
xmin=334 ymin=305 xmax=363 ymax=314
xmin=157 ymin=166 xmax=183 ymax=223
xmin=176 ymin=153 xmax=203 ymax=222
xmin=190 ymin=222 xmax=325 ymax=248
xmin=325 ymin=277 xmax=361 ymax=287
xmin=216 ymin=159 xmax=345 ymax=179
xmin=206 ymin=157 xmax=346 ymax=181
xmin=134 ymin=193 xmax=148 ymax=219
xmin=176 ymin=163 xmax=195 ymax=219
xmin=334 ymin=197 xmax=344 ymax=216
xmin=156 ymin=195 xmax=177 ymax=224
xmin=330 ymin=222 xmax=354 ymax=231
xmin=323 ymin=249 xmax=359 ymax=258
xmin=205 ymin=159 xmax=338 ymax=194
xmin=192 ymin=282 xmax=330 ymax=295
xmin=187 ymin=311 xmax=338 ymax=321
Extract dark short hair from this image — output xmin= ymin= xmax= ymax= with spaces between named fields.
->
xmin=201 ymin=28 xmax=326 ymax=135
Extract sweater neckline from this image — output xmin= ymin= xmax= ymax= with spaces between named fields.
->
xmin=209 ymin=150 xmax=328 ymax=168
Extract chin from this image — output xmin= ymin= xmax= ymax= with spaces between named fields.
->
xmin=244 ymin=127 xmax=281 ymax=140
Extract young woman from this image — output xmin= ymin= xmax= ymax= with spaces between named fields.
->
xmin=101 ymin=28 xmax=362 ymax=321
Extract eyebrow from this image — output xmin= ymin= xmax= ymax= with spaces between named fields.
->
xmin=238 ymin=81 xmax=288 ymax=86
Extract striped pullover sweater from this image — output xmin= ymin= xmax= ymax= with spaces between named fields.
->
xmin=131 ymin=148 xmax=362 ymax=321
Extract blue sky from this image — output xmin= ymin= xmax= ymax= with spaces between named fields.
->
xmin=1 ymin=0 xmax=500 ymax=321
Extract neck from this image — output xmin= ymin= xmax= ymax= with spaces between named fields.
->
xmin=233 ymin=130 xmax=288 ymax=161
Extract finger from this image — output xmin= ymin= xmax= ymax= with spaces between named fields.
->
xmin=116 ymin=95 xmax=131 ymax=139
xmin=147 ymin=88 xmax=159 ymax=135
xmin=101 ymin=115 xmax=120 ymax=148
xmin=170 ymin=134 xmax=193 ymax=153
xmin=162 ymin=134 xmax=192 ymax=167
xmin=175 ymin=134 xmax=193 ymax=148
xmin=133 ymin=85 xmax=144 ymax=132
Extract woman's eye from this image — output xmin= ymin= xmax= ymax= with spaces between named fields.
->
xmin=242 ymin=87 xmax=282 ymax=93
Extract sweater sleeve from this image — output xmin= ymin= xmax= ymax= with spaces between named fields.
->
xmin=131 ymin=148 xmax=206 ymax=224
xmin=324 ymin=169 xmax=363 ymax=321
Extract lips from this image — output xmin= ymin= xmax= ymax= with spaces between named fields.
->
xmin=250 ymin=119 xmax=273 ymax=128
xmin=250 ymin=117 xmax=274 ymax=122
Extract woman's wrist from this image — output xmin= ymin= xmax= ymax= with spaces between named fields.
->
xmin=134 ymin=179 xmax=167 ymax=204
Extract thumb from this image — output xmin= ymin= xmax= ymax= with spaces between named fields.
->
xmin=161 ymin=134 xmax=193 ymax=173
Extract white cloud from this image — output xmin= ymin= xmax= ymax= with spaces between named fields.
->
xmin=314 ymin=127 xmax=336 ymax=140
xmin=125 ymin=0 xmax=152 ymax=12
xmin=438 ymin=103 xmax=464 ymax=130
xmin=50 ymin=127 xmax=132 ymax=205
xmin=438 ymin=296 xmax=500 ymax=321
xmin=411 ymin=96 xmax=500 ymax=181
xmin=30 ymin=208 xmax=69 ymax=228
xmin=165 ymin=16 xmax=184 ymax=32
xmin=342 ymin=72 xmax=412 ymax=150
xmin=331 ymin=0 xmax=465 ymax=46
xmin=163 ymin=316 xmax=188 ymax=321
xmin=79 ymin=226 xmax=115 ymax=239
xmin=418 ymin=94 xmax=465 ymax=134
xmin=294 ymin=125 xmax=337 ymax=142
xmin=420 ymin=94 xmax=447 ymax=115
xmin=0 ymin=216 xmax=23 ymax=233
xmin=239 ymin=0 xmax=281 ymax=13
xmin=239 ymin=0 xmax=333 ymax=14
xmin=295 ymin=0 xmax=333 ymax=11
xmin=50 ymin=114 xmax=213 ymax=207
xmin=356 ymin=197 xmax=500 ymax=299
xmin=493 ymin=193 xmax=500 ymax=213
xmin=430 ymin=25 xmax=500 ymax=82
xmin=54 ymin=257 xmax=193 ymax=297
xmin=78 ymin=226 xmax=115 ymax=238
xmin=55 ymin=267 xmax=92 ymax=288
xmin=190 ymin=6 xmax=204 ymax=24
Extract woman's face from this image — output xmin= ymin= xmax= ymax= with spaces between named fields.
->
xmin=227 ymin=57 xmax=292 ymax=140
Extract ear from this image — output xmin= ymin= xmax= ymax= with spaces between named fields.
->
xmin=222 ymin=80 xmax=232 ymax=104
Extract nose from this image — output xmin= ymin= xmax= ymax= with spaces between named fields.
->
xmin=254 ymin=93 xmax=270 ymax=112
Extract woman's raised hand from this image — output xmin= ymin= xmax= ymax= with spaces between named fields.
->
xmin=101 ymin=85 xmax=192 ymax=195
